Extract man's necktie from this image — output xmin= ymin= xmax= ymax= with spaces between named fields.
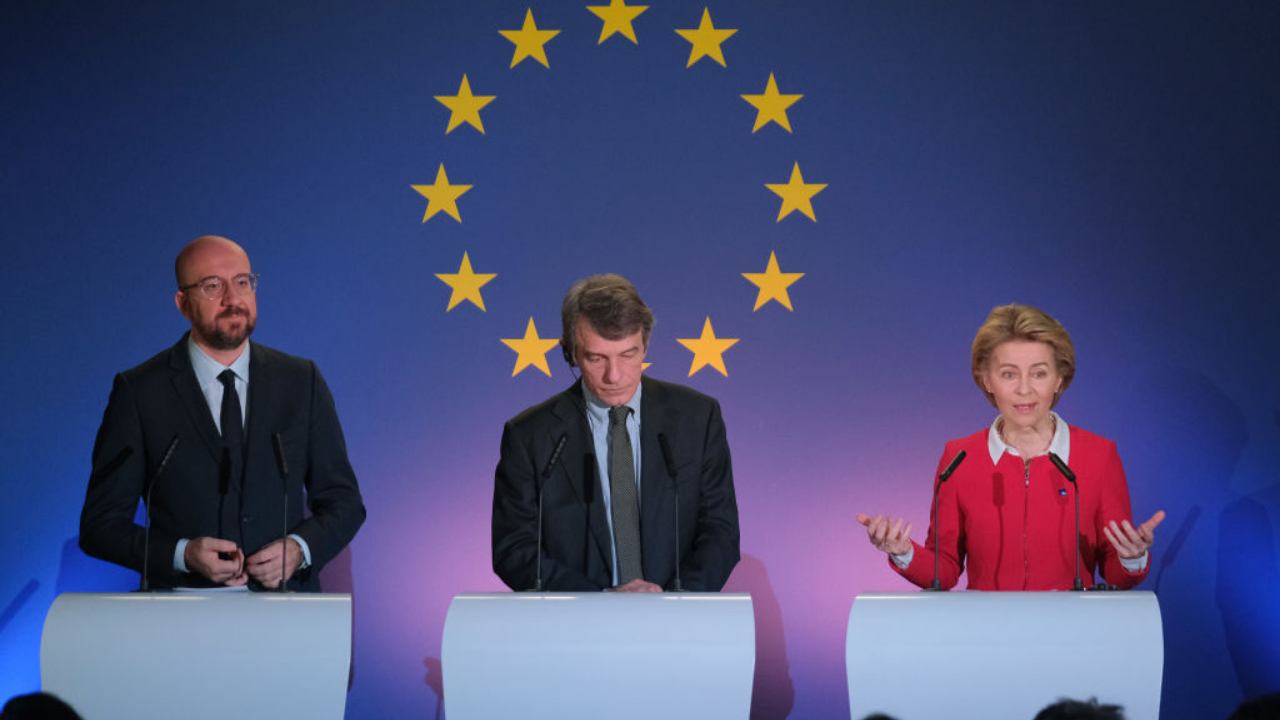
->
xmin=217 ymin=369 xmax=245 ymax=546
xmin=218 ymin=369 xmax=243 ymax=450
xmin=608 ymin=406 xmax=643 ymax=585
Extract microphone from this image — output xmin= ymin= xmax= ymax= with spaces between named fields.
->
xmin=939 ymin=450 xmax=966 ymax=483
xmin=1049 ymin=452 xmax=1085 ymax=591
xmin=927 ymin=450 xmax=966 ymax=591
xmin=657 ymin=433 xmax=685 ymax=593
xmin=272 ymin=432 xmax=290 ymax=593
xmin=141 ymin=435 xmax=180 ymax=591
xmin=532 ymin=434 xmax=568 ymax=592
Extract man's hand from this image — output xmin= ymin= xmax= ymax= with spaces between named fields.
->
xmin=246 ymin=538 xmax=302 ymax=589
xmin=614 ymin=579 xmax=662 ymax=592
xmin=185 ymin=537 xmax=246 ymax=585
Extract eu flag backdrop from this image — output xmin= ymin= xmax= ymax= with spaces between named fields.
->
xmin=2 ymin=2 xmax=1278 ymax=718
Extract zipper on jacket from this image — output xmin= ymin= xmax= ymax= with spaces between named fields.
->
xmin=1022 ymin=459 xmax=1031 ymax=590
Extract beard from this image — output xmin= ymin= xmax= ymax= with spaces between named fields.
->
xmin=202 ymin=307 xmax=256 ymax=350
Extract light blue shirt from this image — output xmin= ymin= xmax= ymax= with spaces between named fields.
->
xmin=582 ymin=381 xmax=642 ymax=587
xmin=174 ymin=338 xmax=311 ymax=575
xmin=188 ymin=336 xmax=250 ymax=433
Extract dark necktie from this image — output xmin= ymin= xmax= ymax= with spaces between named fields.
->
xmin=608 ymin=406 xmax=642 ymax=584
xmin=218 ymin=369 xmax=243 ymax=450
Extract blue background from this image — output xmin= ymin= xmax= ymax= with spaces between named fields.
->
xmin=2 ymin=1 xmax=1277 ymax=718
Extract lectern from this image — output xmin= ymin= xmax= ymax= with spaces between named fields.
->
xmin=846 ymin=592 xmax=1163 ymax=719
xmin=443 ymin=592 xmax=755 ymax=719
xmin=41 ymin=592 xmax=352 ymax=720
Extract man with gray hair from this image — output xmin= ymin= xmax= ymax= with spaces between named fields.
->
xmin=492 ymin=273 xmax=740 ymax=591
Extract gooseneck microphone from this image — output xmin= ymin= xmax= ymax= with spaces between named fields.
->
xmin=141 ymin=435 xmax=180 ymax=592
xmin=927 ymin=450 xmax=967 ymax=591
xmin=272 ymin=432 xmax=290 ymax=592
xmin=657 ymin=433 xmax=685 ymax=593
xmin=1049 ymin=452 xmax=1085 ymax=591
xmin=533 ymin=434 xmax=568 ymax=592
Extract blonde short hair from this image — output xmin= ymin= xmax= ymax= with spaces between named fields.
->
xmin=971 ymin=304 xmax=1075 ymax=407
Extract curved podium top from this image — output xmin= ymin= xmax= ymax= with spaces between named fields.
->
xmin=443 ymin=592 xmax=755 ymax=720
xmin=846 ymin=591 xmax=1164 ymax=720
xmin=41 ymin=591 xmax=352 ymax=720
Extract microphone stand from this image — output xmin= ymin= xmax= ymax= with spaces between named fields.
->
xmin=533 ymin=434 xmax=568 ymax=592
xmin=141 ymin=436 xmax=180 ymax=592
xmin=926 ymin=450 xmax=966 ymax=591
xmin=1049 ymin=452 xmax=1084 ymax=591
xmin=273 ymin=433 xmax=290 ymax=593
xmin=658 ymin=434 xmax=684 ymax=593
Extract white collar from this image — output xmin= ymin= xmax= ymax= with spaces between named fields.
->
xmin=987 ymin=411 xmax=1070 ymax=464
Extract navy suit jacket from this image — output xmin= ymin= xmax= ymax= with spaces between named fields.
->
xmin=492 ymin=377 xmax=740 ymax=591
xmin=80 ymin=335 xmax=366 ymax=591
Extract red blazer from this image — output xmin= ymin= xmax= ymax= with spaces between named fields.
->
xmin=895 ymin=426 xmax=1149 ymax=591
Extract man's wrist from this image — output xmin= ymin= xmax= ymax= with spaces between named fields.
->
xmin=174 ymin=538 xmax=191 ymax=573
xmin=288 ymin=533 xmax=312 ymax=569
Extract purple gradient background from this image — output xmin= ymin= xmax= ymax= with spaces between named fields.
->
xmin=3 ymin=2 xmax=1278 ymax=718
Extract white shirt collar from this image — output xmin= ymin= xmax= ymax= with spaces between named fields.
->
xmin=987 ymin=411 xmax=1070 ymax=465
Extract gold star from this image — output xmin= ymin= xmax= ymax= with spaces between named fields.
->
xmin=501 ymin=318 xmax=560 ymax=377
xmin=499 ymin=9 xmax=560 ymax=69
xmin=741 ymin=73 xmax=802 ymax=133
xmin=586 ymin=0 xmax=648 ymax=45
xmin=677 ymin=317 xmax=739 ymax=377
xmin=642 ymin=361 xmax=652 ymax=371
xmin=434 ymin=74 xmax=495 ymax=134
xmin=765 ymin=162 xmax=826 ymax=222
xmin=674 ymin=8 xmax=737 ymax=68
xmin=435 ymin=252 xmax=497 ymax=311
xmin=742 ymin=251 xmax=804 ymax=311
xmin=411 ymin=164 xmax=472 ymax=223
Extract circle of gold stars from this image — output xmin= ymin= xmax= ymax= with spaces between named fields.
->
xmin=411 ymin=3 xmax=828 ymax=378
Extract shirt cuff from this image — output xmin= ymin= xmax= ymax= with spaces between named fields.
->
xmin=890 ymin=547 xmax=914 ymax=569
xmin=1120 ymin=551 xmax=1149 ymax=573
xmin=174 ymin=538 xmax=190 ymax=573
xmin=289 ymin=534 xmax=312 ymax=569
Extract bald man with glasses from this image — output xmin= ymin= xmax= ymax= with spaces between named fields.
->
xmin=79 ymin=235 xmax=365 ymax=591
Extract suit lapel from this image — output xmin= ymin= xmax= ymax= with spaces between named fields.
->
xmin=551 ymin=383 xmax=613 ymax=575
xmin=168 ymin=335 xmax=222 ymax=463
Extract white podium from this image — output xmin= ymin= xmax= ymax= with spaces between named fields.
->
xmin=846 ymin=592 xmax=1164 ymax=720
xmin=41 ymin=592 xmax=352 ymax=720
xmin=443 ymin=592 xmax=755 ymax=719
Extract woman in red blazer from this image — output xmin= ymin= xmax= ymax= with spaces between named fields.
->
xmin=857 ymin=304 xmax=1165 ymax=590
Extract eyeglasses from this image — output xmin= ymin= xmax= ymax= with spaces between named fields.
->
xmin=179 ymin=273 xmax=260 ymax=300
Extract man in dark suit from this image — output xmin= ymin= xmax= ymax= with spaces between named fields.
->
xmin=492 ymin=274 xmax=740 ymax=592
xmin=79 ymin=235 xmax=365 ymax=591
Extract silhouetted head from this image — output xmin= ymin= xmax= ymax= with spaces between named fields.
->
xmin=1033 ymin=697 xmax=1125 ymax=720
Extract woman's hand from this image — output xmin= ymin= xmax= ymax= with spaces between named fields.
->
xmin=1103 ymin=510 xmax=1166 ymax=559
xmin=856 ymin=513 xmax=913 ymax=556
